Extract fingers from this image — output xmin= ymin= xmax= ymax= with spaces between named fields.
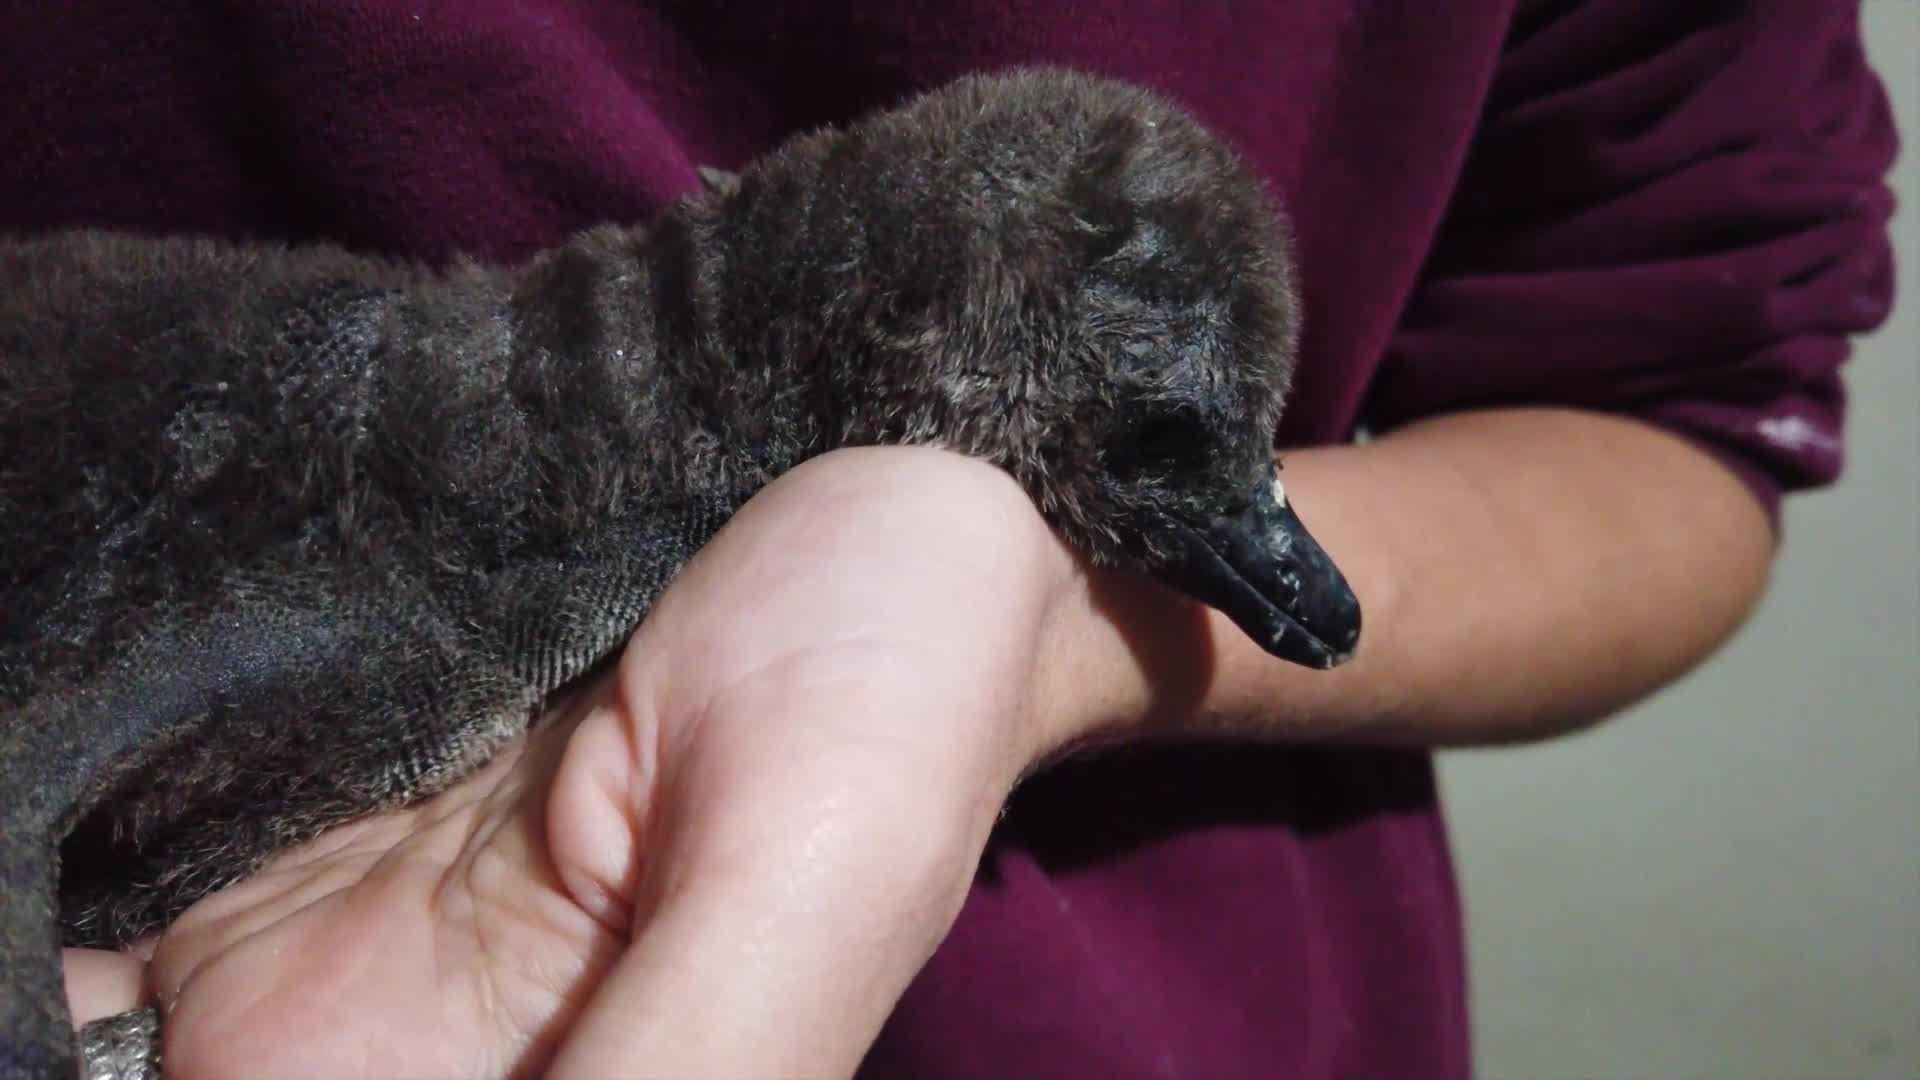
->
xmin=62 ymin=947 xmax=148 ymax=1026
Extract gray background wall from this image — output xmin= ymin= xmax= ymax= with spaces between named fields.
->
xmin=1438 ymin=5 xmax=1919 ymax=1077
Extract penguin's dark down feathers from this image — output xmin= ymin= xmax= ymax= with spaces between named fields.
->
xmin=0 ymin=68 xmax=1360 ymax=1077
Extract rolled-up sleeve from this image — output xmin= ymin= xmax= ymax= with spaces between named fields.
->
xmin=1366 ymin=2 xmax=1899 ymax=520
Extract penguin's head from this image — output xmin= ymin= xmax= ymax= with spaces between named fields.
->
xmin=952 ymin=70 xmax=1362 ymax=669
xmin=1007 ymin=111 xmax=1363 ymax=670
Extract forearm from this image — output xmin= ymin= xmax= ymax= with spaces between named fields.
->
xmin=1035 ymin=407 xmax=1776 ymax=753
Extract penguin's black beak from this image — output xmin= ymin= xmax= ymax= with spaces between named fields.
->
xmin=1160 ymin=473 xmax=1362 ymax=669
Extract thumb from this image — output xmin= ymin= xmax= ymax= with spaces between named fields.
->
xmin=544 ymin=672 xmax=1001 ymax=1080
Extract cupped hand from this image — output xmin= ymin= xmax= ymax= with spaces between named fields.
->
xmin=64 ymin=445 xmax=1090 ymax=1079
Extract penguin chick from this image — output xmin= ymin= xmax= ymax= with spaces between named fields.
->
xmin=0 ymin=67 xmax=1360 ymax=1078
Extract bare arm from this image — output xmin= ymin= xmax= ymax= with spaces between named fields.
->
xmin=1032 ymin=406 xmax=1775 ymax=756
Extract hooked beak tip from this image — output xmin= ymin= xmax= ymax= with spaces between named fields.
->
xmin=1156 ymin=475 xmax=1361 ymax=669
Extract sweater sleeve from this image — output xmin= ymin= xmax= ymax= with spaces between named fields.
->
xmin=1364 ymin=2 xmax=1899 ymax=521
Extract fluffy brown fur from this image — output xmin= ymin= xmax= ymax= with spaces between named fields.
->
xmin=0 ymin=67 xmax=1303 ymax=1077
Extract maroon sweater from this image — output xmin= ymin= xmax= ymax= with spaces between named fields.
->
xmin=2 ymin=3 xmax=1897 ymax=1076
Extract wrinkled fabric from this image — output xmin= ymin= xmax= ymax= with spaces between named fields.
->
xmin=0 ymin=2 xmax=1896 ymax=1075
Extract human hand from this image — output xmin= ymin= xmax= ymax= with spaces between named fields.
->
xmin=63 ymin=445 xmax=1088 ymax=1078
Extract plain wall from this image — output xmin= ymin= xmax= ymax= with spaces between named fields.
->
xmin=1438 ymin=5 xmax=1920 ymax=1077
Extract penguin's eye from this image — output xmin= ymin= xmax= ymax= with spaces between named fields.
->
xmin=1137 ymin=415 xmax=1200 ymax=460
xmin=1112 ymin=408 xmax=1211 ymax=474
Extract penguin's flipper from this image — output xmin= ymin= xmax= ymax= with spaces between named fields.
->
xmin=0 ymin=567 xmax=539 ymax=1079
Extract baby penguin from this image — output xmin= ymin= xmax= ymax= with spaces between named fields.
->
xmin=0 ymin=67 xmax=1360 ymax=1078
